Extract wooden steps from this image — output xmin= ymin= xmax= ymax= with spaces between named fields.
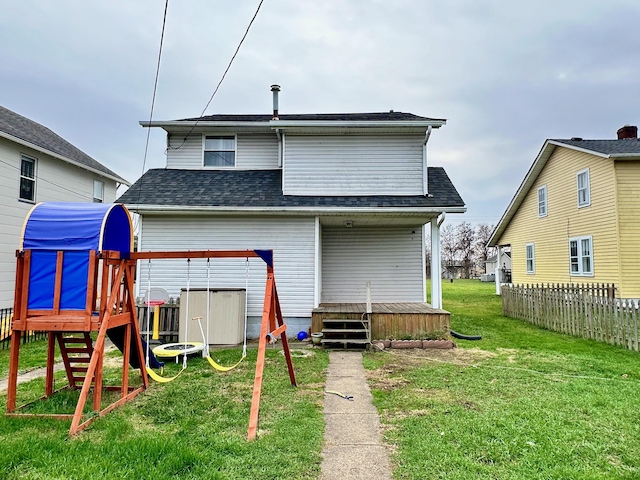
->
xmin=57 ymin=333 xmax=94 ymax=389
xmin=321 ymin=317 xmax=370 ymax=349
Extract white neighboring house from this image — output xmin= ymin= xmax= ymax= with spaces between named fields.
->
xmin=484 ymin=251 xmax=511 ymax=281
xmin=117 ymin=86 xmax=466 ymax=337
xmin=0 ymin=106 xmax=130 ymax=308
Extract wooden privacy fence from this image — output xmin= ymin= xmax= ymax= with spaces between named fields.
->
xmin=502 ymin=283 xmax=639 ymax=352
xmin=136 ymin=302 xmax=180 ymax=344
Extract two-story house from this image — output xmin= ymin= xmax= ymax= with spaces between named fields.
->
xmin=0 ymin=106 xmax=130 ymax=309
xmin=489 ymin=125 xmax=640 ymax=299
xmin=117 ymin=86 xmax=465 ymax=337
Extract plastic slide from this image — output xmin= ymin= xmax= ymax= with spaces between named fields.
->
xmin=106 ymin=325 xmax=165 ymax=369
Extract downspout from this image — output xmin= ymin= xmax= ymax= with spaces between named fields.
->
xmin=423 ymin=125 xmax=432 ymax=196
xmin=275 ymin=128 xmax=282 ymax=168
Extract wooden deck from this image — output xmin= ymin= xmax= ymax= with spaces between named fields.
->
xmin=312 ymin=302 xmax=450 ymax=340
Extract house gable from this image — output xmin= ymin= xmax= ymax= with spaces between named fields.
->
xmin=494 ymin=144 xmax=620 ymax=289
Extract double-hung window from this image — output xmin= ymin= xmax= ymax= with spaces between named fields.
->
xmin=577 ymin=168 xmax=590 ymax=207
xmin=204 ymin=136 xmax=235 ymax=167
xmin=569 ymin=236 xmax=593 ymax=276
xmin=19 ymin=155 xmax=36 ymax=202
xmin=526 ymin=243 xmax=535 ymax=274
xmin=93 ymin=180 xmax=104 ymax=203
xmin=537 ymin=185 xmax=547 ymax=217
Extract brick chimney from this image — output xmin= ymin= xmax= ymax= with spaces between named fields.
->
xmin=617 ymin=125 xmax=638 ymax=139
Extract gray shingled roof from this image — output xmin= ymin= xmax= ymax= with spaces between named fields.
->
xmin=553 ymin=138 xmax=640 ymax=155
xmin=0 ymin=105 xmax=129 ymax=184
xmin=117 ymin=167 xmax=464 ymax=209
xmin=178 ymin=112 xmax=445 ymax=123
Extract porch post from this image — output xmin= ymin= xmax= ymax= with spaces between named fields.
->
xmin=495 ymin=246 xmax=502 ymax=295
xmin=430 ymin=217 xmax=442 ymax=309
xmin=314 ymin=216 xmax=321 ymax=308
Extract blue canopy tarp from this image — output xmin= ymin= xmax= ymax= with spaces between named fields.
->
xmin=20 ymin=203 xmax=133 ymax=310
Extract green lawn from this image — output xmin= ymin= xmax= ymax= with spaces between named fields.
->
xmin=365 ymin=279 xmax=640 ymax=479
xmin=2 ymin=281 xmax=639 ymax=478
xmin=0 ymin=346 xmax=328 ymax=479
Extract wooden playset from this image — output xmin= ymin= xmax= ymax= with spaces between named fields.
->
xmin=6 ymin=202 xmax=296 ymax=439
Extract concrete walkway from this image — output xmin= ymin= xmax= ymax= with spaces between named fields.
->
xmin=321 ymin=351 xmax=393 ymax=480
xmin=0 ymin=363 xmax=66 ymax=393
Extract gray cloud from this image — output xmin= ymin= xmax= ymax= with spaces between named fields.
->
xmin=1 ymin=0 xmax=639 ymax=225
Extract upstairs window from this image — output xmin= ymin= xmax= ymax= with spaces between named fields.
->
xmin=19 ymin=155 xmax=36 ymax=202
xmin=577 ymin=168 xmax=590 ymax=207
xmin=204 ymin=136 xmax=235 ymax=167
xmin=526 ymin=243 xmax=535 ymax=274
xmin=569 ymin=236 xmax=593 ymax=276
xmin=93 ymin=180 xmax=104 ymax=203
xmin=537 ymin=185 xmax=547 ymax=217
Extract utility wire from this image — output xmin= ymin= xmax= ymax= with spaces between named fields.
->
xmin=134 ymin=0 xmax=169 ymax=208
xmin=132 ymin=0 xmax=170 ymax=233
xmin=168 ymin=0 xmax=265 ymax=152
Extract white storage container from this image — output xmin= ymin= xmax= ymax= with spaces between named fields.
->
xmin=179 ymin=288 xmax=246 ymax=345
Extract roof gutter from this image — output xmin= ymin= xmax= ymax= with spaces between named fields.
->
xmin=124 ymin=204 xmax=467 ymax=216
xmin=269 ymin=120 xmax=446 ymax=129
xmin=0 ymin=131 xmax=130 ymax=186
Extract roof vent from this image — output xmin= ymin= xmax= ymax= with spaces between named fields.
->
xmin=571 ymin=137 xmax=583 ymax=141
xmin=271 ymin=85 xmax=280 ymax=120
xmin=617 ymin=125 xmax=638 ymax=140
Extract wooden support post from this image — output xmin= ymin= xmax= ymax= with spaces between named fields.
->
xmin=45 ymin=332 xmax=56 ymax=396
xmin=6 ymin=330 xmax=22 ymax=412
xmin=53 ymin=252 xmax=64 ymax=315
xmin=247 ymin=274 xmax=274 ymax=441
xmin=69 ymin=262 xmax=124 ymax=435
xmin=273 ymin=281 xmax=297 ymax=387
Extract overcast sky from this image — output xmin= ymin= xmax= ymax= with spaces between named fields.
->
xmin=2 ymin=0 xmax=639 ymax=226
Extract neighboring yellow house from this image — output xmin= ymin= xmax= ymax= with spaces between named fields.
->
xmin=489 ymin=125 xmax=640 ymax=299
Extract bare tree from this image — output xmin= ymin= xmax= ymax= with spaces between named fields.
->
xmin=456 ymin=222 xmax=475 ymax=278
xmin=440 ymin=224 xmax=457 ymax=279
xmin=475 ymin=223 xmax=496 ymax=272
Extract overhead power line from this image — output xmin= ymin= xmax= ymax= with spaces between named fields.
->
xmin=168 ymin=0 xmax=265 ymax=151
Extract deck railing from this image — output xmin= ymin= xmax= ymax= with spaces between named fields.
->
xmin=502 ymin=283 xmax=638 ymax=352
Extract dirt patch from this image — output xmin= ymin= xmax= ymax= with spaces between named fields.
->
xmin=374 ymin=347 xmax=496 ymax=366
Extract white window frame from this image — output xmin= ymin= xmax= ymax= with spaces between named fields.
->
xmin=525 ymin=243 xmax=535 ymax=274
xmin=203 ymin=134 xmax=236 ymax=167
xmin=577 ymin=168 xmax=590 ymax=208
xmin=537 ymin=185 xmax=547 ymax=217
xmin=93 ymin=180 xmax=105 ymax=203
xmin=19 ymin=154 xmax=36 ymax=202
xmin=569 ymin=235 xmax=593 ymax=276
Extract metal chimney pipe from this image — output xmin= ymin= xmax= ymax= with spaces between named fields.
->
xmin=271 ymin=84 xmax=281 ymax=120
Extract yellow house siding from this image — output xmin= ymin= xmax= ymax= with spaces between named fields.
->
xmin=615 ymin=160 xmax=640 ymax=298
xmin=499 ymin=147 xmax=620 ymax=288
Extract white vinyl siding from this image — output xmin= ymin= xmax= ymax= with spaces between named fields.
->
xmin=166 ymin=133 xmax=279 ymax=169
xmin=166 ymin=134 xmax=202 ymax=168
xmin=321 ymin=226 xmax=424 ymax=302
xmin=537 ymin=185 xmax=547 ymax=217
xmin=569 ymin=235 xmax=593 ymax=276
xmin=526 ymin=243 xmax=535 ymax=274
xmin=577 ymin=168 xmax=590 ymax=208
xmin=137 ymin=216 xmax=315 ymax=319
xmin=283 ymin=134 xmax=424 ymax=195
xmin=0 ymin=137 xmax=118 ymax=308
xmin=237 ymin=134 xmax=279 ymax=169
